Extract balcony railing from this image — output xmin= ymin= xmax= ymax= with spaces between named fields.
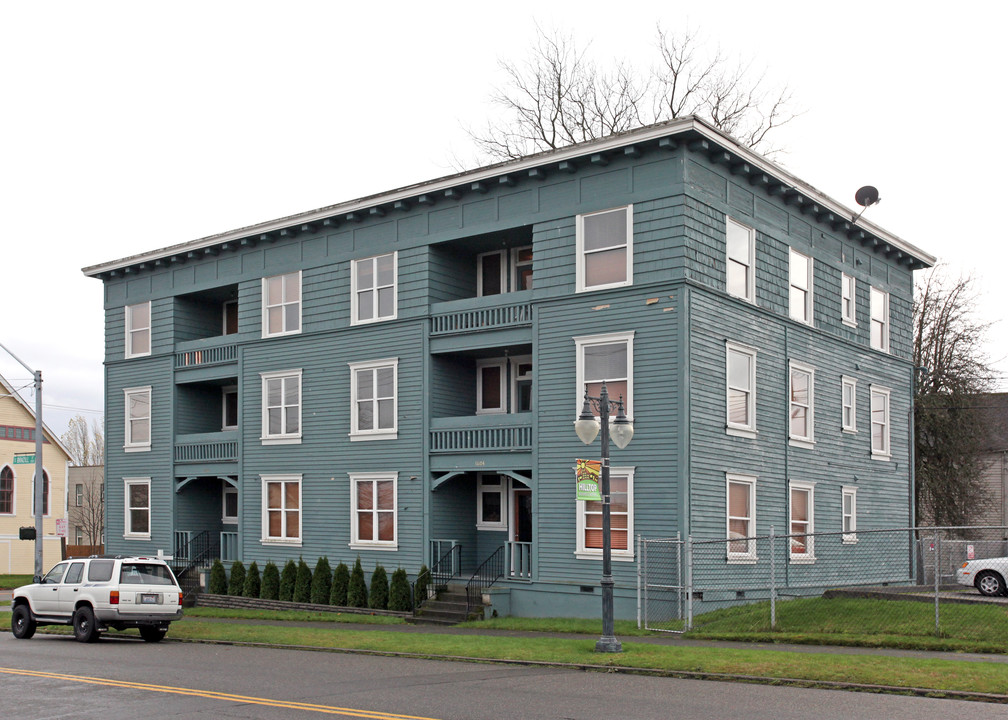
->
xmin=430 ymin=414 xmax=532 ymax=453
xmin=220 ymin=532 xmax=239 ymax=562
xmin=431 ymin=299 xmax=533 ymax=336
xmin=174 ymin=431 xmax=239 ymax=464
xmin=508 ymin=541 xmax=532 ymax=580
xmin=175 ymin=337 xmax=238 ymax=369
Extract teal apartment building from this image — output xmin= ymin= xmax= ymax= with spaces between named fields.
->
xmin=84 ymin=117 xmax=934 ymax=618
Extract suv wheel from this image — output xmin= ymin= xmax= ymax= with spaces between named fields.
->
xmin=139 ymin=626 xmax=167 ymax=643
xmin=11 ymin=605 xmax=36 ymax=639
xmin=73 ymin=606 xmax=99 ymax=643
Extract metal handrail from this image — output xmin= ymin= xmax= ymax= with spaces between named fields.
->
xmin=413 ymin=543 xmax=462 ymax=614
xmin=172 ymin=530 xmax=220 ymax=602
xmin=466 ymin=545 xmax=505 ymax=615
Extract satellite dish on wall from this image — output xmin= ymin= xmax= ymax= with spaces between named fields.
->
xmin=852 ymin=185 xmax=880 ymax=223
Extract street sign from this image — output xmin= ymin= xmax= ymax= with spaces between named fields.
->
xmin=55 ymin=519 xmax=67 ymax=538
xmin=12 ymin=453 xmax=35 ymax=465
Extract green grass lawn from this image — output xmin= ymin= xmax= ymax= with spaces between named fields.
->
xmin=184 ymin=606 xmax=405 ymax=625
xmin=0 ymin=575 xmax=33 ymax=590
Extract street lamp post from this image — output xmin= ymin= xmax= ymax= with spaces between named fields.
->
xmin=574 ymin=380 xmax=633 ymax=654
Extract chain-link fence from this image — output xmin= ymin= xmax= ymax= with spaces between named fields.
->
xmin=639 ymin=526 xmax=1008 ymax=644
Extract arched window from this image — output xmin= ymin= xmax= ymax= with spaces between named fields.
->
xmin=0 ymin=466 xmax=13 ymax=514
xmin=32 ymin=470 xmax=50 ymax=516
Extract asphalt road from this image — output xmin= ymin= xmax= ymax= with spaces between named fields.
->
xmin=1 ymin=632 xmax=1005 ymax=719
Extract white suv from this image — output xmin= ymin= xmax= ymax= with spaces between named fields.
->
xmin=10 ymin=556 xmax=184 ymax=643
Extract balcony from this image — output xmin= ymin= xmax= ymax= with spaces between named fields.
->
xmin=430 ymin=413 xmax=532 ymax=460
xmin=174 ymin=337 xmax=239 ymax=384
xmin=429 ymin=295 xmax=533 ymax=354
xmin=174 ymin=431 xmax=239 ymax=465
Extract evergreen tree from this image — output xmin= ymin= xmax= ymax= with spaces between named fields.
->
xmin=279 ymin=559 xmax=297 ymax=602
xmin=347 ymin=556 xmax=368 ymax=608
xmin=388 ymin=568 xmax=411 ymax=611
xmin=330 ymin=562 xmax=349 ymax=606
xmin=369 ymin=564 xmax=389 ymax=610
xmin=414 ymin=564 xmax=430 ymax=604
xmin=310 ymin=557 xmax=332 ymax=605
xmin=209 ymin=559 xmax=227 ymax=595
xmin=293 ymin=557 xmax=313 ymax=603
xmin=227 ymin=561 xmax=246 ymax=596
xmin=243 ymin=561 xmax=261 ymax=599
xmin=261 ymin=561 xmax=280 ymax=600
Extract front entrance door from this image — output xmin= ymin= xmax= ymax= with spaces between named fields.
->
xmin=513 ymin=489 xmax=532 ymax=543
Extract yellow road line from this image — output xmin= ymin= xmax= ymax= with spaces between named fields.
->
xmin=0 ymin=667 xmax=442 ymax=719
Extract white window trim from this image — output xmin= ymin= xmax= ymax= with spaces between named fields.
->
xmin=842 ymin=485 xmax=858 ymax=544
xmin=726 ymin=341 xmax=757 ymax=438
xmin=349 ymin=471 xmax=399 ymax=550
xmin=726 ymin=216 xmax=755 ymax=302
xmin=123 ymin=386 xmax=152 ymax=452
xmin=870 ymin=287 xmax=890 ymax=353
xmin=841 ymin=376 xmax=858 ymax=433
xmin=0 ymin=464 xmax=15 ymax=516
xmin=222 ymin=483 xmax=238 ymax=524
xmin=476 ymin=473 xmax=508 ymax=531
xmin=124 ymin=301 xmax=152 ymax=359
xmin=789 ymin=248 xmax=813 ymax=325
xmin=260 ymin=370 xmax=303 ymax=445
xmin=575 ymin=466 xmax=635 ymax=561
xmin=573 ymin=331 xmax=635 ymax=420
xmin=261 ymin=271 xmax=302 ymax=338
xmin=350 ymin=252 xmax=398 ymax=326
xmin=789 ymin=480 xmax=815 ymax=563
xmin=260 ymin=473 xmax=302 ymax=546
xmin=726 ymin=473 xmax=757 ymax=564
xmin=871 ymin=385 xmax=892 ymax=460
xmin=510 ymin=355 xmax=533 ymax=414
xmin=75 ymin=483 xmax=84 ymax=507
xmin=788 ymin=362 xmax=815 ymax=448
xmin=348 ymin=358 xmax=399 ymax=441
xmin=477 ymin=249 xmax=507 ymax=297
xmin=510 ymin=245 xmax=533 ymax=292
xmin=222 ymin=300 xmax=238 ymax=335
xmin=575 ymin=205 xmax=634 ymax=293
xmin=841 ymin=273 xmax=857 ymax=327
xmin=123 ymin=477 xmax=151 ymax=540
xmin=476 ymin=359 xmax=508 ymax=415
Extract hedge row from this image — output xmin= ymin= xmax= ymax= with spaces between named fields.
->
xmin=208 ymin=556 xmax=414 ymax=611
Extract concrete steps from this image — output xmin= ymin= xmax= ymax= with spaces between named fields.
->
xmin=411 ymin=585 xmax=480 ymax=625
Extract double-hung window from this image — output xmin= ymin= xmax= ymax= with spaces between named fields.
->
xmin=576 ymin=206 xmax=633 ymax=292
xmin=870 ymin=287 xmax=889 ymax=352
xmin=262 ymin=271 xmax=301 ymax=337
xmin=871 ymin=385 xmax=891 ymax=459
xmin=0 ymin=466 xmax=12 ymax=514
xmin=352 ymin=252 xmax=397 ymax=324
xmin=222 ymin=482 xmax=238 ymax=524
xmin=125 ymin=302 xmax=151 ymax=358
xmin=477 ymin=474 xmax=507 ymax=530
xmin=726 ymin=217 xmax=755 ymax=301
xmin=789 ymin=249 xmax=813 ymax=324
xmin=350 ymin=472 xmax=397 ymax=549
xmin=349 ymin=359 xmax=398 ymax=440
xmin=124 ymin=478 xmax=151 ymax=539
xmin=842 ymin=486 xmax=857 ymax=543
xmin=262 ymin=474 xmax=301 ymax=544
xmin=575 ymin=332 xmax=634 ymax=418
xmin=261 ymin=370 xmax=302 ymax=444
xmin=124 ymin=386 xmax=151 ymax=452
xmin=577 ymin=468 xmax=633 ymax=559
xmin=512 ymin=246 xmax=533 ymax=291
xmin=726 ymin=474 xmax=757 ymax=561
xmin=726 ymin=342 xmax=757 ymax=436
xmin=75 ymin=483 xmax=84 ymax=507
xmin=841 ymin=376 xmax=857 ymax=432
xmin=511 ymin=356 xmax=533 ymax=413
xmin=789 ymin=481 xmax=815 ymax=562
xmin=841 ymin=273 xmax=856 ymax=326
xmin=789 ymin=363 xmax=814 ymax=446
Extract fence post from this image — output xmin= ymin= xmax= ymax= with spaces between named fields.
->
xmin=676 ymin=532 xmax=682 ymax=624
xmin=933 ymin=527 xmax=940 ymax=637
xmin=637 ymin=534 xmax=643 ymax=630
xmin=769 ymin=525 xmax=776 ymax=630
xmin=686 ymin=534 xmax=693 ymax=632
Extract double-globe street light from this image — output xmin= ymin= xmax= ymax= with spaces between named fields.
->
xmin=574 ymin=380 xmax=633 ymax=653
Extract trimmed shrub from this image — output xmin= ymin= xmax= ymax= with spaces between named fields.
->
xmin=293 ymin=557 xmax=312 ymax=603
xmin=209 ymin=559 xmax=227 ymax=595
xmin=330 ymin=562 xmax=349 ymax=606
xmin=279 ymin=559 xmax=297 ymax=602
xmin=347 ymin=556 xmax=368 ymax=608
xmin=227 ymin=561 xmax=246 ymax=596
xmin=243 ymin=561 xmax=261 ymax=599
xmin=261 ymin=561 xmax=280 ymax=600
xmin=414 ymin=564 xmax=430 ymax=604
xmin=388 ymin=568 xmax=411 ymax=611
xmin=369 ymin=564 xmax=389 ymax=610
xmin=311 ymin=557 xmax=332 ymax=605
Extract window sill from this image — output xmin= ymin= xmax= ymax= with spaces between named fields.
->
xmin=349 ymin=542 xmax=398 ymax=551
xmin=350 ymin=431 xmax=398 ymax=442
xmin=789 ymin=555 xmax=816 ymax=564
xmin=842 ymin=319 xmax=857 ymax=328
xmin=124 ymin=445 xmax=151 ymax=453
xmin=261 ymin=436 xmax=302 ymax=446
xmin=261 ymin=329 xmax=303 ymax=339
xmin=842 ymin=536 xmax=858 ymax=545
xmin=726 ymin=426 xmax=757 ymax=439
xmin=124 ymin=351 xmax=152 ymax=360
xmin=842 ymin=427 xmax=858 ymax=434
xmin=576 ymin=278 xmax=632 ymax=294
xmin=477 ymin=523 xmax=508 ymax=532
xmin=350 ymin=315 xmax=397 ymax=327
xmin=574 ymin=551 xmax=634 ymax=562
xmin=789 ymin=438 xmax=815 ymax=450
xmin=261 ymin=538 xmax=302 ymax=546
xmin=871 ymin=451 xmax=891 ymax=461
xmin=123 ymin=533 xmax=151 ymax=541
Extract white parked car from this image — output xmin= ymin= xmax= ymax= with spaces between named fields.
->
xmin=956 ymin=557 xmax=1008 ymax=596
xmin=10 ymin=556 xmax=184 ymax=643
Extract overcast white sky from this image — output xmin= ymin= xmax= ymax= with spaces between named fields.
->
xmin=1 ymin=1 xmax=1005 ymax=438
